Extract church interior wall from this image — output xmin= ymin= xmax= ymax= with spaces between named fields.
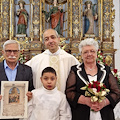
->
xmin=113 ymin=0 xmax=120 ymax=71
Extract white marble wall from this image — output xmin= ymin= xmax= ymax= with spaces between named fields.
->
xmin=113 ymin=0 xmax=120 ymax=71
xmin=111 ymin=2 xmax=120 ymax=119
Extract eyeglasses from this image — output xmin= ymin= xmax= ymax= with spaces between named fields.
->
xmin=5 ymin=50 xmax=19 ymax=54
xmin=82 ymin=50 xmax=96 ymax=55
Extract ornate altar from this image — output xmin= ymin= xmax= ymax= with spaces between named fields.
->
xmin=0 ymin=0 xmax=115 ymax=68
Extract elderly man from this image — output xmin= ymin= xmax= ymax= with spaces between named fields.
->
xmin=26 ymin=28 xmax=79 ymax=93
xmin=0 ymin=40 xmax=34 ymax=120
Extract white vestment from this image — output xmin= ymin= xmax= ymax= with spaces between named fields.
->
xmin=26 ymin=48 xmax=79 ymax=93
xmin=27 ymin=87 xmax=72 ymax=120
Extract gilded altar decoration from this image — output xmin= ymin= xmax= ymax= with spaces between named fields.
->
xmin=0 ymin=0 xmax=116 ymax=68
xmin=0 ymin=56 xmax=4 ymax=62
xmin=105 ymin=55 xmax=112 ymax=66
xmin=45 ymin=0 xmax=67 ymax=4
xmin=2 ymin=1 xmax=9 ymax=39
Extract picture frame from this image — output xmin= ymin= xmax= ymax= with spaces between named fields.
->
xmin=0 ymin=81 xmax=28 ymax=119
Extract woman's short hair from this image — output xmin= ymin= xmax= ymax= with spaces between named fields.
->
xmin=3 ymin=40 xmax=20 ymax=51
xmin=79 ymin=38 xmax=99 ymax=54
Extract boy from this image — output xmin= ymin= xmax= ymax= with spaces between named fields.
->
xmin=27 ymin=67 xmax=71 ymax=120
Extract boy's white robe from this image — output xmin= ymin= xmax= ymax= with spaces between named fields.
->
xmin=27 ymin=87 xmax=72 ymax=120
xmin=26 ymin=48 xmax=79 ymax=93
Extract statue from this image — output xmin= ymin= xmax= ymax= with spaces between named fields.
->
xmin=16 ymin=0 xmax=28 ymax=35
xmin=83 ymin=1 xmax=98 ymax=34
xmin=42 ymin=0 xmax=63 ymax=35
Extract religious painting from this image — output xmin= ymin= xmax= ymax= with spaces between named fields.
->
xmin=0 ymin=81 xmax=28 ymax=119
xmin=9 ymin=87 xmax=20 ymax=104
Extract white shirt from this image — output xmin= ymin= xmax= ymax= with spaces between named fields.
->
xmin=27 ymin=86 xmax=72 ymax=120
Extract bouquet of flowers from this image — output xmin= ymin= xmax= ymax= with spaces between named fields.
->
xmin=81 ymin=81 xmax=110 ymax=102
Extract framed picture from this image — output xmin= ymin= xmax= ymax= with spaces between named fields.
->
xmin=0 ymin=81 xmax=28 ymax=119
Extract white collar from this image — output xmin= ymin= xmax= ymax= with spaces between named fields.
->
xmin=47 ymin=47 xmax=61 ymax=55
xmin=42 ymin=86 xmax=57 ymax=94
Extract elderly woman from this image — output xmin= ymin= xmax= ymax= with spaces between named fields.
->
xmin=65 ymin=38 xmax=120 ymax=120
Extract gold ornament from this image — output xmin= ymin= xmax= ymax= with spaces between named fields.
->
xmin=105 ymin=55 xmax=112 ymax=66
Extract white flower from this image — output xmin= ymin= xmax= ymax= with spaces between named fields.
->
xmin=118 ymin=72 xmax=120 ymax=78
xmin=92 ymin=88 xmax=97 ymax=93
xmin=100 ymin=83 xmax=103 ymax=87
xmin=91 ymin=96 xmax=98 ymax=102
xmin=101 ymin=91 xmax=106 ymax=96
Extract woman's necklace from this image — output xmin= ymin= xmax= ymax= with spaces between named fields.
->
xmin=88 ymin=67 xmax=95 ymax=71
xmin=85 ymin=66 xmax=96 ymax=71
